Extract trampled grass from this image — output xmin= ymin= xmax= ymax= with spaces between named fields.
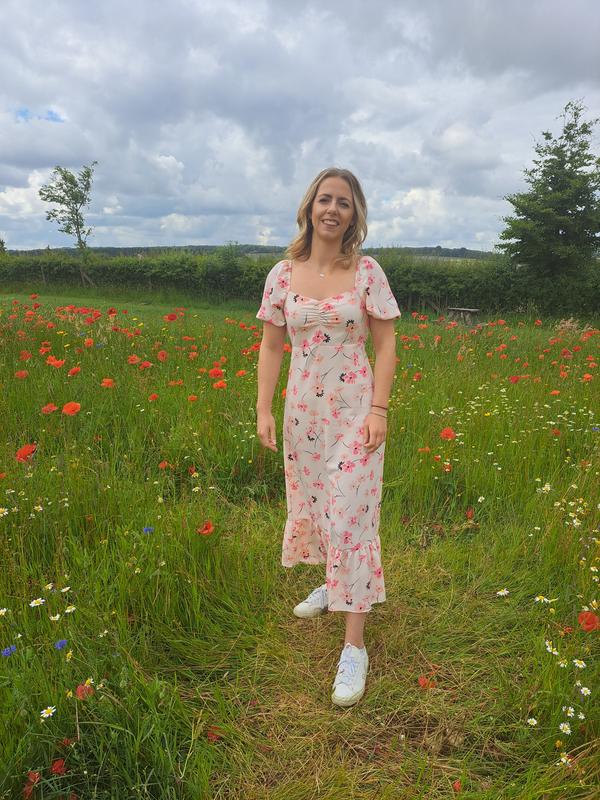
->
xmin=0 ymin=287 xmax=598 ymax=799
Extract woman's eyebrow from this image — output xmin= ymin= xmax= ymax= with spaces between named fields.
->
xmin=317 ymin=193 xmax=352 ymax=202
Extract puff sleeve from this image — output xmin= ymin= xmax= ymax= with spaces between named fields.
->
xmin=256 ymin=260 xmax=289 ymax=327
xmin=364 ymin=258 xmax=401 ymax=320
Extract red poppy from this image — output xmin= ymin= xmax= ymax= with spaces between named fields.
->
xmin=235 ymin=370 xmax=247 ymax=377
xmin=16 ymin=443 xmax=36 ymax=462
xmin=206 ymin=724 xmax=222 ymax=742
xmin=128 ymin=355 xmax=141 ymax=365
xmin=188 ymin=395 xmax=198 ymax=402
xmin=157 ymin=350 xmax=168 ymax=362
xmin=439 ymin=427 xmax=456 ymax=440
xmin=212 ymin=380 xmax=227 ymax=389
xmin=208 ymin=367 xmax=224 ymax=379
xmin=465 ymin=507 xmax=474 ymax=520
xmin=41 ymin=403 xmax=58 ymax=414
xmin=197 ymin=520 xmax=214 ymax=536
xmin=62 ymin=402 xmax=81 ymax=416
xmin=68 ymin=366 xmax=81 ymax=377
xmin=15 ymin=370 xmax=28 ymax=379
xmin=148 ymin=393 xmax=159 ymax=401
xmin=75 ymin=682 xmax=94 ymax=700
xmin=19 ymin=350 xmax=32 ymax=361
xmin=163 ymin=313 xmax=178 ymax=322
xmin=158 ymin=460 xmax=171 ymax=470
xmin=84 ymin=338 xmax=93 ymax=348
xmin=578 ymin=611 xmax=599 ymax=632
xmin=101 ymin=378 xmax=115 ymax=388
xmin=50 ymin=758 xmax=67 ymax=776
xmin=22 ymin=771 xmax=41 ymax=799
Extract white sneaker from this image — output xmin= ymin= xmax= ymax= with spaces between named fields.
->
xmin=293 ymin=583 xmax=329 ymax=618
xmin=331 ymin=643 xmax=369 ymax=707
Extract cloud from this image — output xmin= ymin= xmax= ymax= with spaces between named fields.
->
xmin=0 ymin=0 xmax=598 ymax=251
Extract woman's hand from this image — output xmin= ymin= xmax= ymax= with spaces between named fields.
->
xmin=363 ymin=412 xmax=387 ymax=453
xmin=257 ymin=410 xmax=278 ymax=452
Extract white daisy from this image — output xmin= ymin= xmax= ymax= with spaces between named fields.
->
xmin=559 ymin=722 xmax=571 ymax=735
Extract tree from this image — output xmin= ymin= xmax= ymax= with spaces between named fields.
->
xmin=496 ymin=100 xmax=600 ymax=276
xmin=39 ymin=161 xmax=98 ymax=286
xmin=0 ymin=238 xmax=6 ymax=254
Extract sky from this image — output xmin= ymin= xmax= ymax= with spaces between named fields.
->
xmin=1 ymin=0 xmax=599 ymax=252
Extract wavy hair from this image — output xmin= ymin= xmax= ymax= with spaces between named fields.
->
xmin=285 ymin=167 xmax=368 ymax=270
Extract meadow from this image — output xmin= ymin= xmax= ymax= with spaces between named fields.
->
xmin=0 ymin=285 xmax=598 ymax=799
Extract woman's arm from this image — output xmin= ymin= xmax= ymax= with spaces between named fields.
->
xmin=256 ymin=321 xmax=287 ymax=452
xmin=370 ymin=317 xmax=397 ymax=406
xmin=364 ymin=318 xmax=397 ymax=453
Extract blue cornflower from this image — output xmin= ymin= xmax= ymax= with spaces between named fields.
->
xmin=143 ymin=526 xmax=154 ymax=534
xmin=1 ymin=644 xmax=16 ymax=657
xmin=54 ymin=639 xmax=68 ymax=650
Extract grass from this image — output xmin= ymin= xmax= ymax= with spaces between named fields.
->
xmin=0 ymin=286 xmax=598 ymax=799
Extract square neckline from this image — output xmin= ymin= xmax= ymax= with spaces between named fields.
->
xmin=286 ymin=256 xmax=362 ymax=304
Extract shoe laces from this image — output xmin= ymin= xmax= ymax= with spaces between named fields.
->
xmin=306 ymin=585 xmax=327 ymax=605
xmin=334 ymin=648 xmax=359 ymax=688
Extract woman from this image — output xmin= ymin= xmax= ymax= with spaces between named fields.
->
xmin=255 ymin=167 xmax=400 ymax=707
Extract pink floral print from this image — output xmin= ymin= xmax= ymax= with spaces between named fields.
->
xmin=257 ymin=256 xmax=401 ymax=612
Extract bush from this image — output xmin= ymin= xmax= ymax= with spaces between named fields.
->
xmin=1 ymin=247 xmax=598 ymax=315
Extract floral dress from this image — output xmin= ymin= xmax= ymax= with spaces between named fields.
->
xmin=256 ymin=256 xmax=401 ymax=612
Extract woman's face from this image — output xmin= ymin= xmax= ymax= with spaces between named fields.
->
xmin=309 ymin=176 xmax=355 ymax=242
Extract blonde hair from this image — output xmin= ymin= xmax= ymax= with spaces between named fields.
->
xmin=285 ymin=167 xmax=368 ymax=270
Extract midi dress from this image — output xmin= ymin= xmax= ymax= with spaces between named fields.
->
xmin=256 ymin=256 xmax=401 ymax=612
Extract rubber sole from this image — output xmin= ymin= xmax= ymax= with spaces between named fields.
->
xmin=292 ymin=604 xmax=328 ymax=619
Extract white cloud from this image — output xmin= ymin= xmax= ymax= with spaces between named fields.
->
xmin=0 ymin=0 xmax=598 ymax=251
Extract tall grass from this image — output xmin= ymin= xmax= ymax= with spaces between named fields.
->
xmin=0 ymin=289 xmax=598 ymax=798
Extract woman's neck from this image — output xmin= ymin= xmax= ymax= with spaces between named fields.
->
xmin=306 ymin=238 xmax=348 ymax=270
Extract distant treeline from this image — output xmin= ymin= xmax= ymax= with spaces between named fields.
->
xmin=6 ymin=243 xmax=495 ymax=260
xmin=1 ymin=245 xmax=598 ymax=316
